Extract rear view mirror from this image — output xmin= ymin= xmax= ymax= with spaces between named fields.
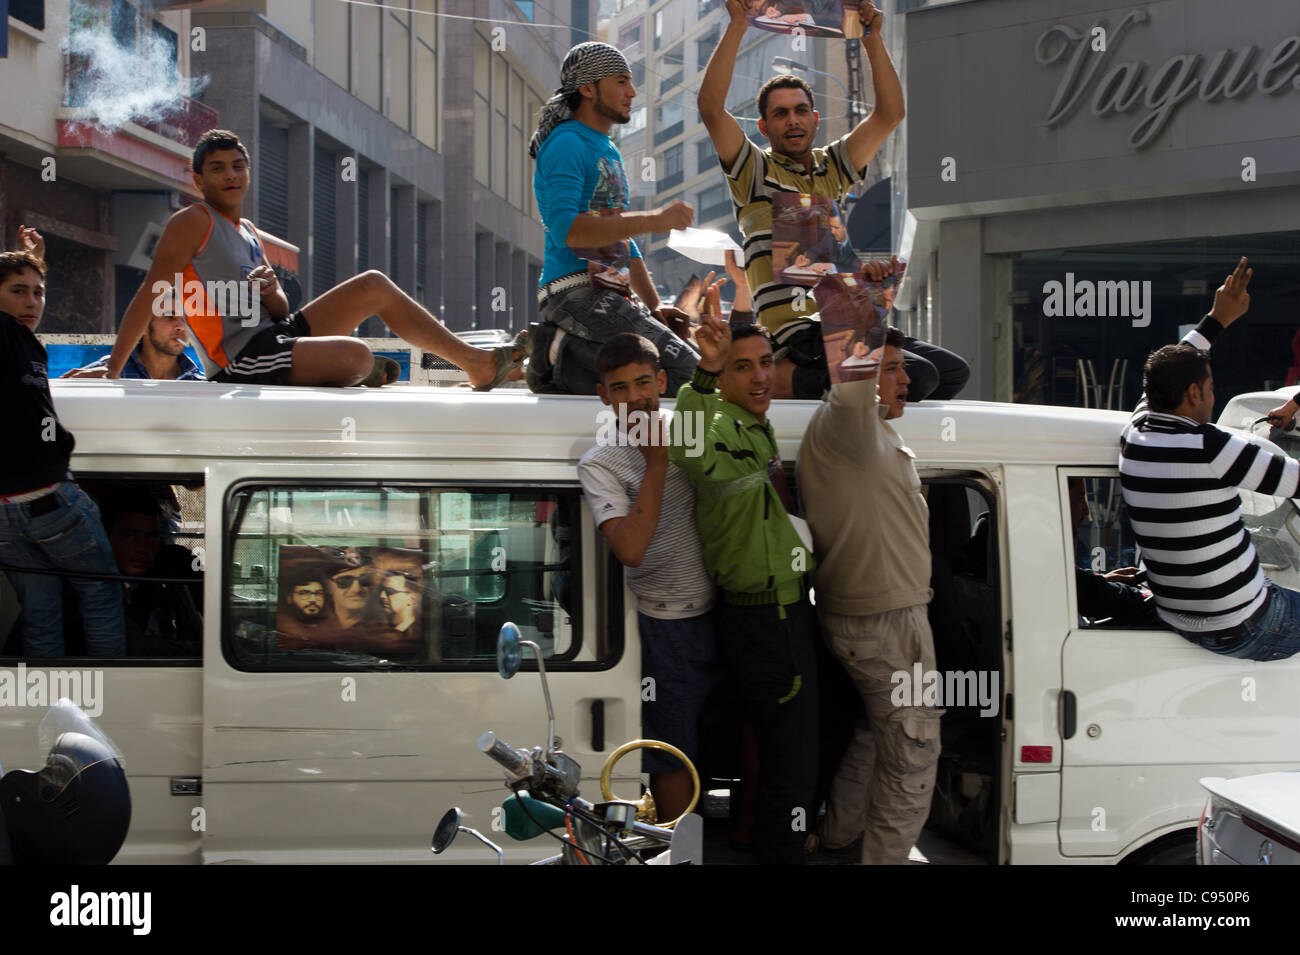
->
xmin=497 ymin=622 xmax=522 ymax=679
xmin=431 ymin=807 xmax=462 ymax=854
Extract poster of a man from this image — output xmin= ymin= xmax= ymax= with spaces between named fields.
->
xmin=772 ymin=193 xmax=841 ymax=283
xmin=274 ymin=545 xmax=426 ymax=657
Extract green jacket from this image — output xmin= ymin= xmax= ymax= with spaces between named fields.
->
xmin=669 ymin=368 xmax=813 ymax=604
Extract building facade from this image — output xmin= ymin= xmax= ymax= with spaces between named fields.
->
xmin=2 ymin=0 xmax=595 ymax=337
xmin=902 ymin=0 xmax=1300 ymax=411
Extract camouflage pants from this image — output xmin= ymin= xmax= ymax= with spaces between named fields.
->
xmin=528 ymin=285 xmax=699 ymax=396
xmin=819 ymin=604 xmax=944 ymax=864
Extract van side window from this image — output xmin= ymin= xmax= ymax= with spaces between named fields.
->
xmin=1066 ymin=475 xmax=1160 ymax=629
xmin=225 ymin=485 xmax=581 ymax=669
xmin=0 ymin=479 xmax=205 ymax=662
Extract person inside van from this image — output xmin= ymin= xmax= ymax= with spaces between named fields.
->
xmin=669 ymin=309 xmax=819 ymax=865
xmin=98 ymin=487 xmax=202 ymax=657
xmin=1067 ymin=478 xmax=1157 ymax=627
xmin=797 ymin=318 xmax=942 ymax=865
xmin=0 ymin=228 xmax=125 ymax=658
xmin=578 ymin=333 xmax=723 ymax=825
xmin=63 ymin=305 xmax=204 ymax=381
xmin=1120 ymin=257 xmax=1300 ymax=661
xmin=104 ymin=129 xmax=526 ymax=389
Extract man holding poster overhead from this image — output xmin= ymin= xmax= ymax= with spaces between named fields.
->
xmin=796 ymin=268 xmax=942 ymax=863
xmin=699 ymin=1 xmax=967 ymax=402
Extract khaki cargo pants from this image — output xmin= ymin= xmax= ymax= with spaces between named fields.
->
xmin=819 ymin=605 xmax=943 ymax=865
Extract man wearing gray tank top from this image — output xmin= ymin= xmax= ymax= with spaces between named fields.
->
xmin=105 ymin=130 xmax=525 ymax=389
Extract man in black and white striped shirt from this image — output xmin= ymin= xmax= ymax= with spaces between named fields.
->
xmin=1120 ymin=257 xmax=1300 ymax=661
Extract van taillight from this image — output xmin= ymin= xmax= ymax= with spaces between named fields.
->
xmin=1021 ymin=745 xmax=1052 ymax=762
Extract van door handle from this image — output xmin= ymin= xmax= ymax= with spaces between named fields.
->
xmin=590 ymin=699 xmax=605 ymax=751
xmin=1061 ymin=690 xmax=1077 ymax=740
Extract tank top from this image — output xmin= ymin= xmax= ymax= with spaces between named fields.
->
xmin=181 ymin=202 xmax=269 ymax=375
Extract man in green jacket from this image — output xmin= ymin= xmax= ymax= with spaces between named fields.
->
xmin=670 ymin=311 xmax=819 ymax=865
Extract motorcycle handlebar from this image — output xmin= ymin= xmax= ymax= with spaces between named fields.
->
xmin=477 ymin=731 xmax=533 ymax=778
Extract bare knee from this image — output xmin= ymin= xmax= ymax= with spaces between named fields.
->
xmin=358 ymin=269 xmax=395 ymax=301
xmin=341 ymin=341 xmax=374 ymax=382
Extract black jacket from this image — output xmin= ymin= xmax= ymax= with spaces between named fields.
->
xmin=0 ymin=311 xmax=74 ymax=495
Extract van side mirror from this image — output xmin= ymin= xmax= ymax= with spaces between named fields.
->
xmin=497 ymin=622 xmax=522 ymax=679
xmin=431 ymin=807 xmax=461 ymax=853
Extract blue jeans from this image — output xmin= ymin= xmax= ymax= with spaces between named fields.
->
xmin=0 ymin=482 xmax=124 ymax=657
xmin=1188 ymin=581 xmax=1300 ymax=662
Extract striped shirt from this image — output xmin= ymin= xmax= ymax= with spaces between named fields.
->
xmin=578 ymin=420 xmax=715 ymax=620
xmin=721 ymin=135 xmax=866 ymax=332
xmin=1119 ymin=317 xmax=1300 ymax=632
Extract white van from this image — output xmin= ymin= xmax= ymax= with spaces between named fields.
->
xmin=1 ymin=380 xmax=1297 ymax=864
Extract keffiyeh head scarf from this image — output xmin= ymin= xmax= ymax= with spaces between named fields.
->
xmin=528 ymin=41 xmax=631 ymax=158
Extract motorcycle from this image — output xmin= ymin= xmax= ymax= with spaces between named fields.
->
xmin=432 ymin=622 xmax=704 ymax=865
xmin=0 ymin=698 xmax=131 ymax=865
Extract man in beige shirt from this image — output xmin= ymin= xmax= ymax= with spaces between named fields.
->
xmin=796 ymin=323 xmax=942 ymax=864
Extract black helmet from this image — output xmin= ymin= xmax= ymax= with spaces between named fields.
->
xmin=0 ymin=701 xmax=131 ymax=865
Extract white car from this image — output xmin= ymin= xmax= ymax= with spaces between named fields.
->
xmin=1198 ymin=772 xmax=1300 ymax=865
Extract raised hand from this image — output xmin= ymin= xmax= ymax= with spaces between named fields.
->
xmin=694 ymin=307 xmax=731 ymax=372
xmin=17 ymin=225 xmax=45 ymax=263
xmin=1209 ymin=256 xmax=1252 ymax=328
xmin=653 ymin=199 xmax=695 ymax=234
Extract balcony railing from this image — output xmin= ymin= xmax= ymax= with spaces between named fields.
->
xmin=657 ymin=169 xmax=684 ymax=192
xmin=654 ymin=120 xmax=684 ymax=145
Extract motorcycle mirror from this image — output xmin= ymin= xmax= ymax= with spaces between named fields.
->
xmin=497 ymin=622 xmax=522 ymax=680
xmin=431 ymin=807 xmax=462 ymax=854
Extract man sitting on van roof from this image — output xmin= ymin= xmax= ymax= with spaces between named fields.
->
xmin=105 ymin=129 xmax=524 ymax=389
xmin=1120 ymin=257 xmax=1300 ymax=661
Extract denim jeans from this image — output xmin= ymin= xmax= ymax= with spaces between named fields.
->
xmin=1212 ymin=582 xmax=1300 ymax=662
xmin=531 ymin=285 xmax=700 ymax=396
xmin=0 ymin=481 xmax=125 ymax=657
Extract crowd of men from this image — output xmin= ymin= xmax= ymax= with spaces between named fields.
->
xmin=3 ymin=0 xmax=1300 ymax=865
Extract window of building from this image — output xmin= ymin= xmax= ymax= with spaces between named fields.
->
xmin=389 ymin=9 xmax=412 ymax=131
xmin=474 ymin=35 xmax=491 ymax=186
xmin=696 ymin=181 xmax=731 ymax=223
xmin=653 ymin=9 xmax=663 ymax=50
xmin=696 ymin=137 xmax=715 ymax=174
xmin=696 ymin=25 xmax=718 ymax=68
xmin=493 ymin=54 xmax=509 ymax=199
xmin=151 ymin=20 xmax=178 ymax=86
xmin=655 ymin=91 xmax=684 ymax=145
xmin=626 ymin=105 xmax=646 ymax=135
xmin=110 ymin=0 xmax=136 ymax=50
xmin=619 ymin=21 xmax=641 ymax=49
xmin=224 ymin=484 xmax=585 ymax=669
xmin=514 ymin=0 xmax=535 ymax=20
xmin=10 ymin=0 xmax=45 ymax=31
xmin=415 ymin=0 xmax=439 ymax=150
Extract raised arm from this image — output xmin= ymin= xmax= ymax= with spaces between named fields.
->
xmin=1131 ymin=257 xmax=1253 ymax=418
xmin=106 ymin=206 xmax=208 ymax=378
xmin=697 ymin=0 xmax=749 ymax=171
xmin=843 ymin=1 xmax=905 ymax=175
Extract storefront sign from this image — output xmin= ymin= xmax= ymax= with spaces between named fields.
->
xmin=1037 ymin=9 xmax=1300 ymax=149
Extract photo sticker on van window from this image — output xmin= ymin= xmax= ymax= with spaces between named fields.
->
xmin=275 ymin=544 xmax=425 ymax=658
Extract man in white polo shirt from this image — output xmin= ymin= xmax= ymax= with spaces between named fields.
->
xmin=578 ymin=333 xmax=720 ymax=822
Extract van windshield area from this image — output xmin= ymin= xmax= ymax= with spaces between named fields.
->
xmin=225 ymin=485 xmax=579 ymax=669
xmin=0 ymin=480 xmax=206 ymax=662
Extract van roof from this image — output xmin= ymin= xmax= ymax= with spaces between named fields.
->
xmin=51 ymin=380 xmax=1132 ymax=469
